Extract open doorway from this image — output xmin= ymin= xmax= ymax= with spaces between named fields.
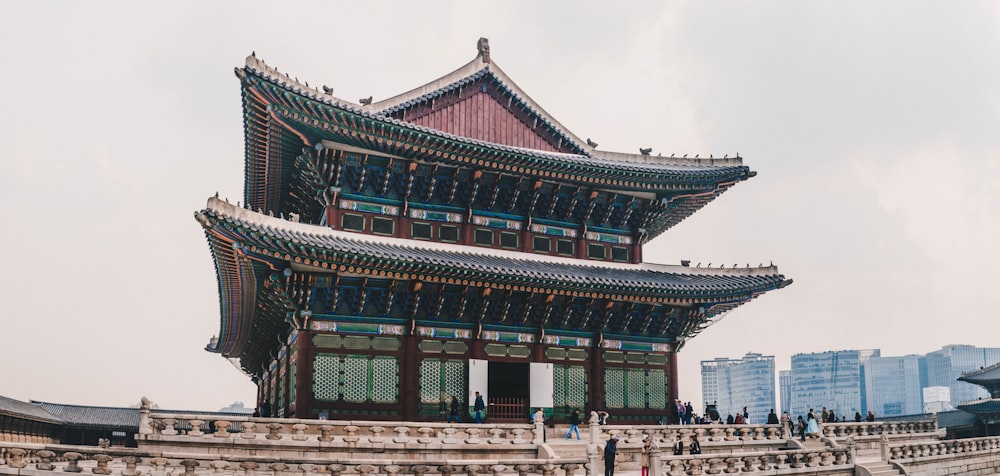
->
xmin=488 ymin=361 xmax=529 ymax=421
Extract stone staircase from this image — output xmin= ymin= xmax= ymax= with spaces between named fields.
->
xmin=856 ymin=461 xmax=905 ymax=476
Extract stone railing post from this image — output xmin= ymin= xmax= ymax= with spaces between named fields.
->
xmin=138 ymin=397 xmax=153 ymax=435
xmin=93 ymin=454 xmax=114 ymax=475
xmin=534 ymin=418 xmax=545 ymax=444
xmin=465 ymin=464 xmax=483 ymax=476
xmin=210 ymin=461 xmax=229 ymax=476
xmin=5 ymin=448 xmax=27 ymax=469
xmin=187 ymin=419 xmax=206 ymax=437
xmin=242 ymin=421 xmax=257 ymax=439
xmin=63 ymin=452 xmax=84 ymax=473
xmin=240 ymin=461 xmax=260 ymax=476
xmin=264 ymin=422 xmax=283 ymax=440
xmin=214 ymin=420 xmax=231 ymax=437
xmin=344 ymin=425 xmax=359 ymax=446
xmin=589 ymin=411 xmax=601 ymax=442
xmin=150 ymin=457 xmax=170 ymax=476
xmin=327 ymin=464 xmax=346 ymax=476
xmin=587 ymin=442 xmax=600 ymax=476
xmin=649 ymin=445 xmax=661 ymax=476
xmin=36 ymin=450 xmax=56 ymax=471
xmin=318 ymin=425 xmax=335 ymax=442
xmin=122 ymin=456 xmax=142 ymax=476
xmin=881 ymin=433 xmax=890 ymax=461
xmin=417 ymin=426 xmax=435 ymax=444
xmin=161 ymin=418 xmax=178 ymax=435
xmin=299 ymin=463 xmax=317 ymax=476
xmin=368 ymin=425 xmax=386 ymax=443
xmin=393 ymin=426 xmax=410 ymax=443
xmin=292 ymin=423 xmax=309 ymax=441
xmin=441 ymin=427 xmax=458 ymax=444
xmin=270 ymin=462 xmax=289 ymax=476
xmin=383 ymin=465 xmax=402 ymax=476
xmin=487 ymin=428 xmax=505 ymax=444
xmin=180 ymin=459 xmax=200 ymax=476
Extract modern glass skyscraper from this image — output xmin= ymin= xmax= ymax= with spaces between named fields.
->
xmin=865 ymin=354 xmax=922 ymax=417
xmin=788 ymin=350 xmax=872 ymax=420
xmin=779 ymin=370 xmax=791 ymax=416
xmin=922 ymin=345 xmax=1000 ymax=407
xmin=701 ymin=353 xmax=775 ymax=424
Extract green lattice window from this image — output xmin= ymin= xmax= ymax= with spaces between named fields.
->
xmin=604 ymin=367 xmax=669 ymax=409
xmin=313 ymin=354 xmax=399 ymax=403
xmin=418 ymin=359 xmax=466 ymax=417
xmin=553 ymin=365 xmax=588 ymax=419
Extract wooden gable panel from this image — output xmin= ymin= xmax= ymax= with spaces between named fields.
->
xmin=406 ymin=91 xmax=559 ymax=152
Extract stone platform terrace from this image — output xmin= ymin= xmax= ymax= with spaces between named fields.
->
xmin=3 ymin=405 xmax=995 ymax=476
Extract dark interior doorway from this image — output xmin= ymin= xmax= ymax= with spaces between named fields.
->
xmin=488 ymin=361 xmax=529 ymax=421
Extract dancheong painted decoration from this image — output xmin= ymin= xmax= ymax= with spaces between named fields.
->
xmin=195 ymin=39 xmax=791 ymax=423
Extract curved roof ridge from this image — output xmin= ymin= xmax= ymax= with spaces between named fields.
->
xmin=243 ymin=54 xmax=363 ymax=109
xmin=370 ymin=56 xmax=488 ymax=111
xmin=368 ymin=39 xmax=589 ymax=153
xmin=959 ymin=360 xmax=1000 ymax=382
xmin=203 ymin=197 xmax=783 ymax=278
xmin=590 ymin=149 xmax=744 ymax=167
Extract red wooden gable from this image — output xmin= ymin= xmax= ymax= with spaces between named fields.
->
xmin=395 ymin=89 xmax=561 ymax=153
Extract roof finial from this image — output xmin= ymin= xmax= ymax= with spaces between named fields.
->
xmin=639 ymin=147 xmax=652 ymax=156
xmin=477 ymin=37 xmax=491 ymax=63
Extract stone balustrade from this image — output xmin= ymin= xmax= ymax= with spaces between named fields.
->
xmin=654 ymin=446 xmax=854 ymax=476
xmin=819 ymin=420 xmax=936 ymax=438
xmin=0 ymin=442 xmax=586 ymax=476
xmin=889 ymin=435 xmax=1000 ymax=460
xmin=144 ymin=414 xmax=538 ymax=449
xmin=596 ymin=424 xmax=785 ymax=445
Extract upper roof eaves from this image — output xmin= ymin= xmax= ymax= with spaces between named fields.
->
xmin=241 ymin=44 xmax=746 ymax=176
xmin=959 ymin=360 xmax=1000 ymax=383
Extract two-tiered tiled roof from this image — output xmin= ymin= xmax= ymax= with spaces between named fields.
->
xmin=197 ymin=197 xmax=789 ymax=369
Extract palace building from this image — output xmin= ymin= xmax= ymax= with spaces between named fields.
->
xmin=195 ymin=39 xmax=790 ymax=422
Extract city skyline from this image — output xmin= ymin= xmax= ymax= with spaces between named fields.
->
xmin=710 ymin=344 xmax=1000 ymax=421
xmin=3 ymin=2 xmax=1000 ymax=413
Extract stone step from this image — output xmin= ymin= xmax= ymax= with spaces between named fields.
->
xmin=857 ymin=462 xmax=903 ymax=476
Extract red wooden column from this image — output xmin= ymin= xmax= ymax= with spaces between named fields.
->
xmin=590 ymin=344 xmax=605 ymax=415
xmin=294 ymin=329 xmax=314 ymax=418
xmin=667 ymin=349 xmax=680 ymax=412
xmin=401 ymin=332 xmax=419 ymax=421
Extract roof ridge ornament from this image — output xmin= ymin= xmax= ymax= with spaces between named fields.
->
xmin=477 ymin=37 xmax=490 ymax=63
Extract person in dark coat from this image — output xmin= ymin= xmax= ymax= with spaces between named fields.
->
xmin=448 ymin=396 xmax=462 ymax=423
xmin=473 ymin=391 xmax=485 ymax=423
xmin=604 ymin=434 xmax=619 ymax=476
xmin=688 ymin=435 xmax=702 ymax=455
xmin=767 ymin=409 xmax=779 ymax=425
xmin=259 ymin=400 xmax=271 ymax=418
xmin=672 ymin=434 xmax=684 ymax=455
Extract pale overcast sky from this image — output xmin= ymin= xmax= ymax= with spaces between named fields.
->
xmin=1 ymin=1 xmax=998 ymax=413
